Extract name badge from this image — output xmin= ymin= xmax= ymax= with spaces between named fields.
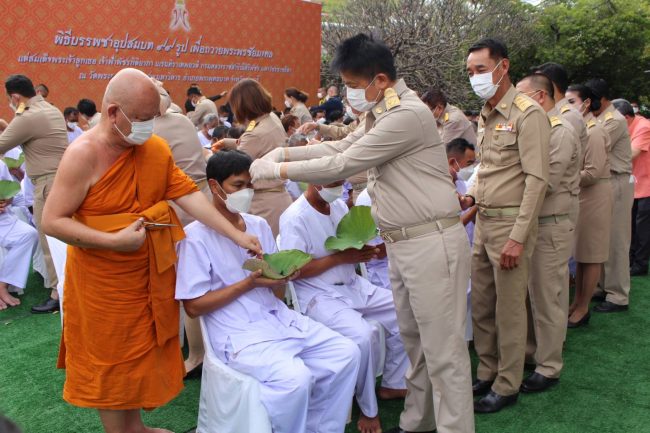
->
xmin=494 ymin=123 xmax=514 ymax=132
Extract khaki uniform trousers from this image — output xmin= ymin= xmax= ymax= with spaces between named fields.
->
xmin=526 ymin=217 xmax=573 ymax=378
xmin=599 ymin=173 xmax=634 ymax=305
xmin=32 ymin=175 xmax=58 ymax=290
xmin=170 ymin=180 xmax=212 ymax=227
xmin=472 ymin=214 xmax=538 ymax=396
xmin=386 ymin=222 xmax=474 ymax=433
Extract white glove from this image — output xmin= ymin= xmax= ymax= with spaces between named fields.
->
xmin=262 ymin=147 xmax=285 ymax=163
xmin=297 ymin=122 xmax=318 ymax=135
xmin=250 ymin=159 xmax=282 ymax=183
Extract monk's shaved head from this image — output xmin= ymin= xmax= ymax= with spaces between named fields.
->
xmin=103 ymin=68 xmax=160 ymax=118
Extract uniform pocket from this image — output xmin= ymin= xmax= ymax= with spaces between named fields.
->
xmin=493 ymin=133 xmax=518 ymax=165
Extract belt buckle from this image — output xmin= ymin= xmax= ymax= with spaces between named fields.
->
xmin=380 ymin=231 xmax=394 ymax=243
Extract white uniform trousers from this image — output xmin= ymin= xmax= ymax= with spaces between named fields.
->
xmin=0 ymin=213 xmax=39 ymax=288
xmin=224 ymin=321 xmax=360 ymax=433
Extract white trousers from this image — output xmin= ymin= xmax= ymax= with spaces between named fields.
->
xmin=0 ymin=213 xmax=38 ymax=288
xmin=224 ymin=321 xmax=360 ymax=433
xmin=306 ymin=288 xmax=409 ymax=418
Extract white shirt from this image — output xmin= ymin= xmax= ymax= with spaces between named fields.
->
xmin=279 ymin=195 xmax=376 ymax=310
xmin=67 ymin=125 xmax=84 ymax=143
xmin=175 ymin=213 xmax=309 ymax=355
xmin=455 ymin=178 xmax=474 ymax=244
xmin=197 ymin=131 xmax=212 ymax=149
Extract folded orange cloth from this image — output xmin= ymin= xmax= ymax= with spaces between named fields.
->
xmin=57 ymin=135 xmax=198 ymax=410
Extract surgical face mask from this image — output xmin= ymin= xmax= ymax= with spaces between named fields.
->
xmin=458 ymin=164 xmax=476 ymax=182
xmin=316 ymin=117 xmax=327 ymax=125
xmin=346 ymin=77 xmax=380 ymax=112
xmin=219 ymin=116 xmax=229 ymax=123
xmin=219 ymin=184 xmax=254 ymax=214
xmin=67 ymin=122 xmax=77 ymax=130
xmin=284 ymin=100 xmax=292 ymax=109
xmin=317 ymin=92 xmax=324 ymax=99
xmin=208 ymin=127 xmax=215 ymax=136
xmin=318 ymin=185 xmax=343 ymax=203
xmin=469 ymin=60 xmax=505 ymax=100
xmin=345 ymin=105 xmax=357 ymax=120
xmin=633 ymin=106 xmax=640 ymax=114
xmin=114 ymin=107 xmax=155 ymax=145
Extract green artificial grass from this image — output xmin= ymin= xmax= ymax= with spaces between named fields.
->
xmin=1 ymin=271 xmax=649 ymax=433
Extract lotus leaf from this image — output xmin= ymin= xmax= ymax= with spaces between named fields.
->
xmin=325 ymin=205 xmax=378 ymax=251
xmin=2 ymin=154 xmax=25 ymax=169
xmin=242 ymin=249 xmax=312 ymax=280
xmin=0 ymin=180 xmax=21 ymax=200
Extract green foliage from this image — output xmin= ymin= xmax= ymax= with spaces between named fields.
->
xmin=325 ymin=205 xmax=378 ymax=251
xmin=2 ymin=153 xmax=25 ymax=169
xmin=532 ymin=0 xmax=650 ymax=100
xmin=0 ymin=180 xmax=21 ymax=200
xmin=242 ymin=250 xmax=312 ymax=279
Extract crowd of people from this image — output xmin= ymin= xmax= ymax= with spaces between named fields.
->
xmin=0 ymin=32 xmax=648 ymax=433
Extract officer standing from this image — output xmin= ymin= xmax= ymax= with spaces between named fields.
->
xmin=515 ymin=74 xmax=580 ymax=392
xmin=0 ymin=74 xmax=68 ymax=313
xmin=421 ymin=87 xmax=477 ymax=145
xmin=463 ymin=39 xmax=550 ymax=413
xmin=251 ymin=33 xmax=474 ymax=433
xmin=586 ymin=79 xmax=634 ymax=313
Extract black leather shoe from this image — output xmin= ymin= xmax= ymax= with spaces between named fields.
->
xmin=591 ymin=293 xmax=606 ymax=303
xmin=384 ymin=428 xmax=436 ymax=433
xmin=593 ymin=301 xmax=628 ymax=313
xmin=31 ymin=297 xmax=60 ymax=314
xmin=630 ymin=266 xmax=648 ymax=277
xmin=474 ymin=390 xmax=518 ymax=413
xmin=521 ymin=372 xmax=559 ymax=393
xmin=472 ymin=379 xmax=494 ymax=396
xmin=567 ymin=311 xmax=590 ymax=328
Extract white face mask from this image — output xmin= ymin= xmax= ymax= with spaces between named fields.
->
xmin=317 ymin=92 xmax=324 ymax=99
xmin=219 ymin=183 xmax=254 ymax=214
xmin=316 ymin=118 xmax=327 ymax=125
xmin=67 ymin=122 xmax=77 ymax=130
xmin=469 ymin=60 xmax=505 ymax=100
xmin=345 ymin=105 xmax=358 ymax=120
xmin=633 ymin=106 xmax=640 ymax=114
xmin=219 ymin=116 xmax=229 ymax=123
xmin=284 ymin=100 xmax=292 ymax=109
xmin=318 ymin=185 xmax=343 ymax=203
xmin=346 ymin=76 xmax=380 ymax=112
xmin=458 ymin=165 xmax=475 ymax=182
xmin=114 ymin=107 xmax=155 ymax=145
xmin=208 ymin=127 xmax=215 ymax=136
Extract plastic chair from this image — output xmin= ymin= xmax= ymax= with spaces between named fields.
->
xmin=45 ymin=236 xmax=67 ymax=327
xmin=196 ymin=316 xmax=272 ymax=433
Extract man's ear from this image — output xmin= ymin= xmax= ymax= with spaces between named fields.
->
xmin=374 ymin=73 xmax=392 ymax=90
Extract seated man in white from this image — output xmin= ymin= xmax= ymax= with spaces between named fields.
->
xmin=175 ymin=150 xmax=360 ymax=433
xmin=0 ymin=159 xmax=38 ymax=309
xmin=279 ymin=181 xmax=409 ymax=433
xmin=354 ymin=188 xmax=390 ymax=290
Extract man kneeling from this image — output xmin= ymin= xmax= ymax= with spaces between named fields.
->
xmin=279 ymin=181 xmax=409 ymax=433
xmin=175 ymin=150 xmax=360 ymax=433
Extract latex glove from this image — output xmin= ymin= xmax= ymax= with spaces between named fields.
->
xmin=262 ymin=147 xmax=285 ymax=163
xmin=297 ymin=122 xmax=318 ymax=135
xmin=250 ymin=159 xmax=281 ymax=183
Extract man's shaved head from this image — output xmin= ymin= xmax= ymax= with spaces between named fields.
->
xmin=103 ymin=68 xmax=160 ymax=119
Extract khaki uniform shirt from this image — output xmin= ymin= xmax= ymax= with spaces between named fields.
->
xmin=556 ymin=97 xmax=588 ymax=155
xmin=187 ymin=97 xmax=218 ymax=128
xmin=153 ymin=111 xmax=207 ymax=184
xmin=596 ymin=104 xmax=632 ymax=174
xmin=290 ymin=103 xmax=313 ymax=125
xmin=468 ymin=85 xmax=550 ymax=243
xmin=239 ymin=113 xmax=287 ymax=191
xmin=87 ymin=112 xmax=102 ymax=128
xmin=283 ymin=79 xmax=461 ymax=231
xmin=0 ymin=95 xmax=68 ymax=179
xmin=318 ymin=118 xmax=361 ymax=141
xmin=581 ymin=114 xmax=611 ymax=186
xmin=438 ymin=104 xmax=477 ymax=145
xmin=539 ymin=108 xmax=581 ymax=217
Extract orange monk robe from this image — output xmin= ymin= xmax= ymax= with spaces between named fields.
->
xmin=57 ymin=135 xmax=198 ymax=410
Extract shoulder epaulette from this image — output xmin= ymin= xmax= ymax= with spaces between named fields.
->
xmin=604 ymin=111 xmax=614 ymax=121
xmin=550 ymin=116 xmax=562 ymax=127
xmin=384 ymin=88 xmax=401 ymax=111
xmin=444 ymin=112 xmax=449 ymax=122
xmin=245 ymin=120 xmax=257 ymax=132
xmin=560 ymin=104 xmax=571 ymax=114
xmin=587 ymin=119 xmax=597 ymax=129
xmin=514 ymin=95 xmax=533 ymax=112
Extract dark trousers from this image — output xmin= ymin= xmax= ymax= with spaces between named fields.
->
xmin=630 ymin=197 xmax=650 ymax=271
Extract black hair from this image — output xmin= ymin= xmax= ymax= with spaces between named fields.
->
xmin=612 ymin=99 xmax=635 ymax=117
xmin=187 ymin=86 xmax=202 ymax=97
xmin=63 ymin=107 xmax=79 ymax=118
xmin=467 ymin=38 xmax=509 ymax=60
xmin=227 ymin=125 xmax=244 ymax=139
xmin=446 ymin=138 xmax=475 ymax=158
xmin=421 ymin=87 xmax=447 ymax=109
xmin=327 ymin=110 xmax=344 ymax=123
xmin=532 ymin=62 xmax=568 ymax=94
xmin=206 ymin=149 xmax=252 ymax=184
xmin=567 ymin=84 xmax=602 ymax=112
xmin=285 ymin=87 xmax=309 ymax=103
xmin=211 ymin=125 xmax=230 ymax=140
xmin=520 ymin=73 xmax=555 ymax=99
xmin=77 ymin=98 xmax=97 ymax=117
xmin=584 ymin=78 xmax=609 ymax=100
xmin=331 ymin=33 xmax=397 ymax=81
xmin=35 ymin=83 xmax=49 ymax=93
xmin=5 ymin=75 xmax=36 ymax=98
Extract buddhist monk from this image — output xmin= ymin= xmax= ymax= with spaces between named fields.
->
xmin=41 ymin=68 xmax=262 ymax=433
